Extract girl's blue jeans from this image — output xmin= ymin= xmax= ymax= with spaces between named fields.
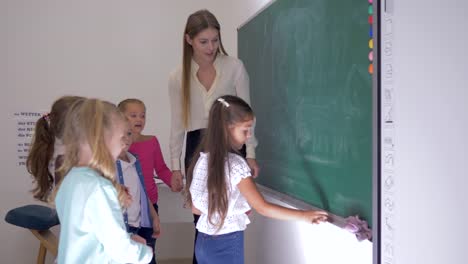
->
xmin=195 ymin=230 xmax=244 ymax=264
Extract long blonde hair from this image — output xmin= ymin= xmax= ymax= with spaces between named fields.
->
xmin=181 ymin=9 xmax=228 ymax=127
xmin=54 ymin=98 xmax=127 ymax=206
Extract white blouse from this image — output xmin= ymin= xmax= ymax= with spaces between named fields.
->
xmin=168 ymin=54 xmax=258 ymax=170
xmin=190 ymin=152 xmax=252 ymax=235
xmin=119 ymin=153 xmax=141 ymax=227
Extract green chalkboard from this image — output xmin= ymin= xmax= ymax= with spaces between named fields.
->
xmin=238 ymin=0 xmax=373 ymax=225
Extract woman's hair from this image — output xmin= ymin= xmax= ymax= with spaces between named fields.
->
xmin=186 ymin=95 xmax=254 ymax=230
xmin=27 ymin=95 xmax=84 ymax=202
xmin=54 ymin=98 xmax=127 ymax=207
xmin=181 ymin=9 xmax=228 ymax=128
xmin=117 ymin=98 xmax=146 ymax=112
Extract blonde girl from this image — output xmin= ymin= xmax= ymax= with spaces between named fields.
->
xmin=54 ymin=98 xmax=152 ymax=264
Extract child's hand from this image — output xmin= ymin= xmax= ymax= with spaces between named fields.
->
xmin=117 ymin=184 xmax=133 ymax=208
xmin=131 ymin=234 xmax=146 ymax=244
xmin=170 ymin=171 xmax=184 ymax=192
xmin=152 ymin=213 xmax=161 ymax=238
xmin=303 ymin=210 xmax=328 ymax=224
xmin=123 ymin=186 xmax=133 ymax=208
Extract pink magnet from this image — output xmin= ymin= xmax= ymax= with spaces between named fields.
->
xmin=368 ymin=51 xmax=373 ymax=61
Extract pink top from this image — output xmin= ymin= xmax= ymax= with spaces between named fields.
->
xmin=129 ymin=136 xmax=172 ymax=204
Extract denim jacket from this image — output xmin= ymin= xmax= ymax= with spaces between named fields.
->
xmin=116 ymin=152 xmax=152 ymax=231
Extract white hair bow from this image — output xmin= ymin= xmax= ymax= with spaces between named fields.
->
xmin=217 ymin=98 xmax=230 ymax=107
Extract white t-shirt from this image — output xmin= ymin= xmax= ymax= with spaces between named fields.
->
xmin=190 ymin=152 xmax=252 ymax=235
xmin=120 ymin=153 xmax=141 ymax=227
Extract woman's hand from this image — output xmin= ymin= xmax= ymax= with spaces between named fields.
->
xmin=192 ymin=205 xmax=202 ymax=215
xmin=246 ymin=158 xmax=260 ymax=178
xmin=170 ymin=170 xmax=184 ymax=192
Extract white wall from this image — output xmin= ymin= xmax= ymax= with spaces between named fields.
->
xmin=382 ymin=0 xmax=468 ymax=263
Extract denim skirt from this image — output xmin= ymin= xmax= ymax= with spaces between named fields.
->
xmin=195 ymin=230 xmax=244 ymax=264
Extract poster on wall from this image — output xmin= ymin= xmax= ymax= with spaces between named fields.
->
xmin=13 ymin=111 xmax=44 ymax=167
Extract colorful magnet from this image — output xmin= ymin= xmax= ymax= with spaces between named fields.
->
xmin=369 ymin=51 xmax=373 ymax=61
xmin=368 ymin=15 xmax=373 ymax=24
xmin=368 ymin=64 xmax=373 ymax=74
xmin=369 ymin=39 xmax=373 ymax=49
xmin=369 ymin=27 xmax=373 ymax=37
xmin=368 ymin=0 xmax=373 ymax=3
xmin=368 ymin=5 xmax=373 ymax=14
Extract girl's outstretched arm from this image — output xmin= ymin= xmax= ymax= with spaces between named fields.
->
xmin=238 ymin=177 xmax=328 ymax=224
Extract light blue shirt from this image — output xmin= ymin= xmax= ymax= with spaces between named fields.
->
xmin=55 ymin=167 xmax=153 ymax=264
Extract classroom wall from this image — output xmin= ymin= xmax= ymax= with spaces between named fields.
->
xmin=2 ymin=0 xmax=374 ymax=263
xmin=0 ymin=0 xmax=432 ymax=264
xmin=383 ymin=0 xmax=468 ymax=263
xmin=1 ymin=0 xmax=221 ymax=262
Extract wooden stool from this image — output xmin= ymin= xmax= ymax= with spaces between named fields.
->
xmin=5 ymin=204 xmax=60 ymax=264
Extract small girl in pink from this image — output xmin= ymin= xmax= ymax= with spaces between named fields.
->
xmin=118 ymin=99 xmax=184 ymax=208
